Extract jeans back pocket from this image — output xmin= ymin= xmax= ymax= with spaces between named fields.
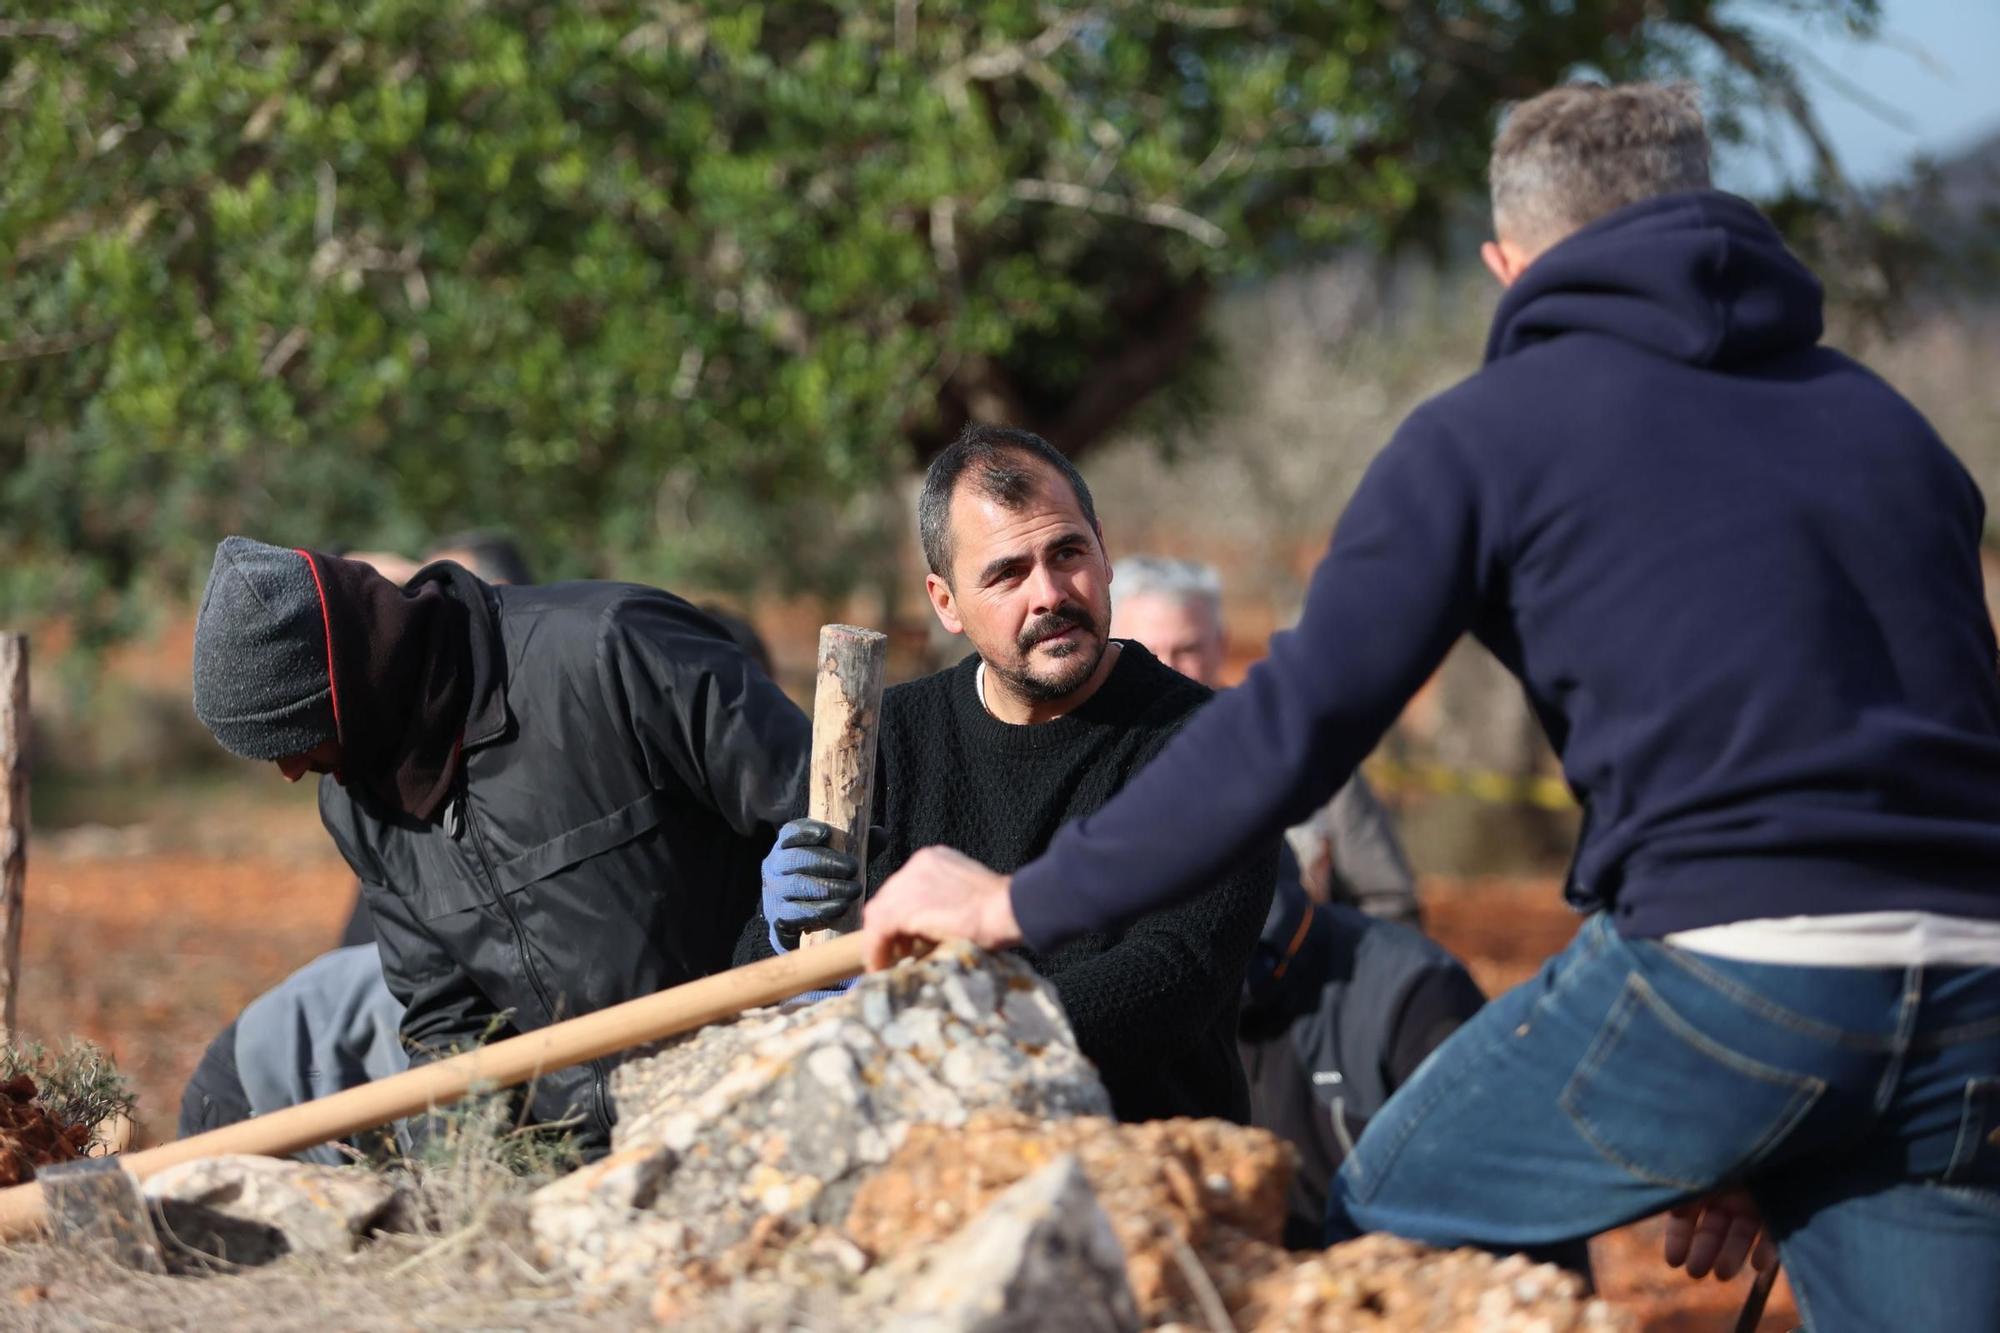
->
xmin=1560 ymin=974 xmax=1824 ymax=1191
xmin=1946 ymin=1077 xmax=2000 ymax=1190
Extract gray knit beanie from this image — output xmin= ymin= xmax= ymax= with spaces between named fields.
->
xmin=192 ymin=536 xmax=339 ymax=761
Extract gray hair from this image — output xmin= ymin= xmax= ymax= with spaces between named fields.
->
xmin=1113 ymin=555 xmax=1223 ymax=620
xmin=1490 ymin=82 xmax=1711 ymax=251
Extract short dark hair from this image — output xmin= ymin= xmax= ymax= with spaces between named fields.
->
xmin=917 ymin=424 xmax=1099 ymax=580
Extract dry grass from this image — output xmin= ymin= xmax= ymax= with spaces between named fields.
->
xmin=0 ymin=1040 xmax=136 ymax=1155
xmin=0 ymin=1088 xmax=619 ymax=1332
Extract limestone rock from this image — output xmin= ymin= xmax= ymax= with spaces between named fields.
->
xmin=871 ymin=1155 xmax=1138 ymax=1333
xmin=527 ymin=1145 xmax=693 ymax=1289
xmin=845 ymin=1110 xmax=1290 ymax=1322
xmin=1236 ymin=1235 xmax=1631 ymax=1332
xmin=845 ymin=1113 xmax=1631 ymax=1332
xmin=519 ymin=939 xmax=1629 ymax=1331
xmin=142 ymin=1155 xmax=407 ymax=1262
xmin=534 ymin=942 xmax=1109 ymax=1288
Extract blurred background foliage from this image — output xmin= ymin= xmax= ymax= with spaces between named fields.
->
xmin=0 ymin=0 xmax=1908 ymax=643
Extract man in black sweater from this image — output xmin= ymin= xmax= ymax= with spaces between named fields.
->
xmin=740 ymin=425 xmax=1274 ymax=1123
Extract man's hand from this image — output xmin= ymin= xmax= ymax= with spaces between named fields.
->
xmin=1663 ymin=1189 xmax=1776 ymax=1281
xmin=861 ymin=846 xmax=1022 ymax=970
xmin=761 ymin=818 xmax=864 ymax=952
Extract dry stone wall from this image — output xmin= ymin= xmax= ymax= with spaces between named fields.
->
xmin=108 ymin=941 xmax=1627 ymax=1331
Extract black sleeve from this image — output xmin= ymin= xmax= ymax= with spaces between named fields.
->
xmin=733 ymin=905 xmax=778 ymax=967
xmin=362 ymin=876 xmax=512 ymax=1063
xmin=1384 ymin=962 xmax=1487 ymax=1087
xmin=178 ymin=1019 xmax=252 ymax=1138
xmin=599 ymin=592 xmax=812 ymax=842
xmin=1045 ymin=841 xmax=1278 ymax=1066
xmin=337 ymin=884 xmax=377 ymax=948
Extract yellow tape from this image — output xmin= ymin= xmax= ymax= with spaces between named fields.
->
xmin=1361 ymin=757 xmax=1576 ymax=812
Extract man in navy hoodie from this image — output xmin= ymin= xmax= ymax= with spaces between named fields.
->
xmin=863 ymin=84 xmax=2000 ymax=1329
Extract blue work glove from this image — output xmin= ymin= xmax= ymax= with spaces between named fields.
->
xmin=762 ymin=817 xmax=873 ymax=954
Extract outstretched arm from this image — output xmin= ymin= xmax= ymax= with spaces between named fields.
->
xmin=867 ymin=409 xmax=1496 ymax=963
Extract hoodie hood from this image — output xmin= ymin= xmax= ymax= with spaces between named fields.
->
xmin=305 ymin=551 xmax=475 ymax=821
xmin=1486 ymin=190 xmax=1823 ymax=369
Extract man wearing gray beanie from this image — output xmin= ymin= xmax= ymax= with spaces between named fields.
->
xmin=191 ymin=537 xmax=812 ymax=1151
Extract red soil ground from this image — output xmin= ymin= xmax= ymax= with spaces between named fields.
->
xmin=16 ymin=827 xmax=1792 ymax=1329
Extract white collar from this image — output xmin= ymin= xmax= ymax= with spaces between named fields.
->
xmin=974 ymin=659 xmax=994 ymax=717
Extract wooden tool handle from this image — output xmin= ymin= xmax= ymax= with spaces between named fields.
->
xmin=799 ymin=624 xmax=887 ymax=948
xmin=0 ymin=933 xmax=867 ymax=1241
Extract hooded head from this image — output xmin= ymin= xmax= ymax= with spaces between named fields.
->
xmin=1476 ymin=84 xmax=1821 ymax=368
xmin=192 ymin=535 xmax=475 ymax=819
xmin=192 ymin=536 xmax=340 ymax=762
xmin=1484 ymin=82 xmax=1714 ymax=272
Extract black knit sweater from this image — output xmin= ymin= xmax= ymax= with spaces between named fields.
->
xmin=738 ymin=643 xmax=1276 ymax=1123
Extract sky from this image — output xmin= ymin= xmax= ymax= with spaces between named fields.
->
xmin=1715 ymin=0 xmax=2000 ymax=193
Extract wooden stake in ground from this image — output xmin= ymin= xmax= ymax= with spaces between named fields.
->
xmin=799 ymin=624 xmax=887 ymax=948
xmin=0 ymin=633 xmax=26 ymax=1040
xmin=0 ymin=933 xmax=870 ymax=1242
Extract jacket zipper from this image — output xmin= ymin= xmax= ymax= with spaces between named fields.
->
xmin=455 ymin=773 xmax=614 ymax=1140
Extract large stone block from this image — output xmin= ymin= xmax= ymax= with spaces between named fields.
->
xmin=871 ymin=1154 xmax=1139 ymax=1333
xmin=533 ymin=941 xmax=1109 ymax=1288
xmin=142 ymin=1154 xmax=407 ymax=1263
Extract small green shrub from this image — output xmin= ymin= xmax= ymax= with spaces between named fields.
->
xmin=0 ymin=1037 xmax=137 ymax=1150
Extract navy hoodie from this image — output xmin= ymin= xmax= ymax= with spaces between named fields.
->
xmin=1015 ymin=191 xmax=2000 ymax=944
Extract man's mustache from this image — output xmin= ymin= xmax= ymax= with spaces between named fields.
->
xmin=1017 ymin=604 xmax=1096 ymax=654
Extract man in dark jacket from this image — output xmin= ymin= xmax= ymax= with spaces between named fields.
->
xmin=865 ymin=84 xmax=2000 ymax=1328
xmin=337 ymin=533 xmax=536 ymax=950
xmin=191 ymin=538 xmax=810 ymax=1151
xmin=740 ymin=426 xmax=1275 ymax=1124
xmin=1238 ymin=873 xmax=1483 ymax=1249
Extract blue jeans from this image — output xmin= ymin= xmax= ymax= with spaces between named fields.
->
xmin=1328 ymin=913 xmax=2000 ymax=1332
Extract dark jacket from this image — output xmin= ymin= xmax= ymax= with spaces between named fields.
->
xmin=1239 ymin=866 xmax=1484 ymax=1247
xmin=1014 ymin=191 xmax=2000 ymax=947
xmin=319 ymin=567 xmax=810 ymax=1149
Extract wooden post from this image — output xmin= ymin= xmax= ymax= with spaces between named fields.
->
xmin=799 ymin=624 xmax=888 ymax=947
xmin=0 ymin=933 xmax=872 ymax=1241
xmin=0 ymin=634 xmax=24 ymax=1040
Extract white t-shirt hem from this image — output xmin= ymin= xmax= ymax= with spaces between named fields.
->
xmin=1663 ymin=911 xmax=2000 ymax=967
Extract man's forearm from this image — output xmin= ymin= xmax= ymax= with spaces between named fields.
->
xmin=1008 ymin=420 xmax=1484 ymax=950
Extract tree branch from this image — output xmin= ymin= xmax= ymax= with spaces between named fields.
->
xmin=1690 ymin=15 xmax=1852 ymax=199
xmin=1043 ymin=276 xmax=1211 ymax=455
xmin=1152 ymin=5 xmax=1256 ymax=30
xmin=1010 ymin=177 xmax=1227 ymax=247
xmin=0 ymin=20 xmax=83 ymax=44
xmin=957 ymin=11 xmax=1093 ymax=82
xmin=0 ymin=328 xmax=114 ymax=364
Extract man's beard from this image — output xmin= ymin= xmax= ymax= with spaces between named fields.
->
xmin=987 ymin=603 xmax=1106 ymax=703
